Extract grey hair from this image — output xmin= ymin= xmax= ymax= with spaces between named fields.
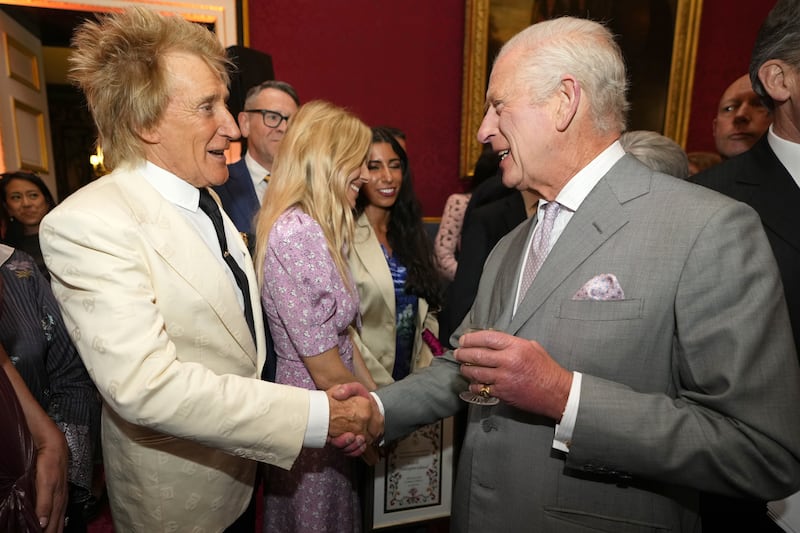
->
xmin=497 ymin=17 xmax=629 ymax=134
xmin=620 ymin=130 xmax=689 ymax=179
xmin=244 ymin=80 xmax=300 ymax=107
xmin=749 ymin=0 xmax=800 ymax=109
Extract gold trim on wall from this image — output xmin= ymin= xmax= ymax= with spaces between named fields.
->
xmin=459 ymin=0 xmax=491 ymax=179
xmin=459 ymin=0 xmax=703 ymax=177
xmin=4 ymin=34 xmax=41 ymax=91
xmin=11 ymin=97 xmax=49 ymax=173
xmin=663 ymin=0 xmax=703 ymax=148
xmin=0 ymin=0 xmax=238 ymax=46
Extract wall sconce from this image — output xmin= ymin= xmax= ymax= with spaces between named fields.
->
xmin=89 ymin=146 xmax=107 ymax=177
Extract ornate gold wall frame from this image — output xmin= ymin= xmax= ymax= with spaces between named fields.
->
xmin=0 ymin=0 xmax=239 ymax=46
xmin=459 ymin=0 xmax=703 ymax=177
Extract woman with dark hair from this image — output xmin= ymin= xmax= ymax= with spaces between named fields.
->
xmin=0 ymin=244 xmax=100 ymax=531
xmin=350 ymin=127 xmax=443 ymax=387
xmin=0 ymin=171 xmax=57 ymax=278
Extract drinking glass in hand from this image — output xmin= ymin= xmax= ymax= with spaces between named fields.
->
xmin=458 ymin=326 xmax=500 ymax=405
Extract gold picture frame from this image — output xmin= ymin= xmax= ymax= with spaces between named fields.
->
xmin=459 ymin=0 xmax=703 ymax=177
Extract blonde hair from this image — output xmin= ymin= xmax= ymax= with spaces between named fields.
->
xmin=253 ymin=100 xmax=371 ymax=290
xmin=68 ymin=7 xmax=230 ymax=169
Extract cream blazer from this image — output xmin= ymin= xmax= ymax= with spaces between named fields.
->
xmin=40 ymin=168 xmax=309 ymax=532
xmin=350 ymin=213 xmax=438 ymax=388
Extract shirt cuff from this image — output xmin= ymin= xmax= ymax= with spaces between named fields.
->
xmin=302 ymin=390 xmax=330 ymax=448
xmin=371 ymin=392 xmax=386 ymax=446
xmin=553 ymin=371 xmax=581 ymax=453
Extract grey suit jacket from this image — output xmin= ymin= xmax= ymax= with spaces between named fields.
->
xmin=692 ymin=136 xmax=800 ymax=356
xmin=376 ymin=155 xmax=800 ymax=533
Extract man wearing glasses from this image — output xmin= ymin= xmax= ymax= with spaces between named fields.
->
xmin=216 ymin=80 xmax=300 ymax=249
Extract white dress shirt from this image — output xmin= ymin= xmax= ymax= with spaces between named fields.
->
xmin=244 ymin=152 xmax=270 ymax=204
xmin=767 ymin=125 xmax=800 ymax=188
xmin=141 ymin=161 xmax=329 ymax=447
xmin=512 ymin=141 xmax=626 ymax=452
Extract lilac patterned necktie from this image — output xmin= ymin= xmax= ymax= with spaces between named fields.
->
xmin=519 ymin=201 xmax=561 ymax=298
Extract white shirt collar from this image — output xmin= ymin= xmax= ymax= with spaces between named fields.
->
xmin=547 ymin=140 xmax=626 ymax=213
xmin=140 ymin=161 xmax=200 ymax=211
xmin=245 ymin=152 xmax=269 ymax=184
xmin=767 ymin=125 xmax=800 ymax=189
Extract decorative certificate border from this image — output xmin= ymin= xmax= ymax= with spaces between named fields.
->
xmin=369 ymin=417 xmax=454 ymax=529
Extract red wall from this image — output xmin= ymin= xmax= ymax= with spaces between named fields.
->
xmin=685 ymin=0 xmax=776 ymax=153
xmin=248 ymin=0 xmax=777 ymax=214
xmin=247 ymin=0 xmax=466 ymax=217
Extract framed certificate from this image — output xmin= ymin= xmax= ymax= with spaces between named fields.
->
xmin=366 ymin=417 xmax=454 ymax=529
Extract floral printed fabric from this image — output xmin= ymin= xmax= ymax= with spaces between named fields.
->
xmin=381 ymin=245 xmax=418 ymax=380
xmin=434 ymin=192 xmax=471 ymax=281
xmin=261 ymin=208 xmax=361 ymax=533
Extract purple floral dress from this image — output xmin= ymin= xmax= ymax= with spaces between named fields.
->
xmin=261 ymin=207 xmax=361 ymax=533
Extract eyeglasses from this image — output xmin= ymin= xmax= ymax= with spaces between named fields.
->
xmin=243 ymin=109 xmax=291 ymax=128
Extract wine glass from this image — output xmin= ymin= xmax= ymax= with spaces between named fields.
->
xmin=458 ymin=326 xmax=500 ymax=405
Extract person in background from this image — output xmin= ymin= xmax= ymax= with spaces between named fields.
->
xmin=350 ymin=127 xmax=443 ymax=388
xmin=437 ymin=187 xmax=537 ymax=349
xmin=692 ymin=1 xmax=800 ymax=530
xmin=0 ymin=171 xmax=56 ymax=279
xmin=214 ymin=80 xmax=300 ymax=249
xmin=712 ymin=73 xmax=772 ymax=159
xmin=0 ymin=337 xmax=68 ymax=533
xmin=433 ymin=192 xmax=469 ymax=281
xmin=368 ymin=16 xmax=800 ymax=531
xmin=254 ymin=100 xmax=378 ymax=533
xmin=0 ymin=244 xmax=100 ymax=532
xmin=376 ymin=125 xmax=408 ymax=151
xmin=40 ymin=9 xmax=377 ymax=532
xmin=433 ymin=148 xmax=502 ymax=281
xmin=619 ymin=130 xmax=690 ymax=179
xmin=686 ymin=151 xmax=722 ymax=175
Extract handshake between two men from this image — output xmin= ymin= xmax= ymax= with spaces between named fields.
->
xmin=325 ymin=383 xmax=384 ymax=457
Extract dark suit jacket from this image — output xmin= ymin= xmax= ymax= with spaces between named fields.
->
xmin=691 ymin=136 xmax=800 ymax=532
xmin=214 ymin=159 xmax=260 ymax=249
xmin=377 ymin=155 xmax=800 ymax=532
xmin=692 ymin=136 xmax=800 ymax=356
xmin=213 ymin=158 xmax=278 ymax=381
xmin=439 ymin=191 xmax=526 ymax=347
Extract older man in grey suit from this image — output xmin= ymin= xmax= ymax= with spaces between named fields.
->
xmin=367 ymin=16 xmax=800 ymax=533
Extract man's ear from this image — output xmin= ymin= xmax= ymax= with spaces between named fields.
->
xmin=759 ymin=60 xmax=791 ymax=105
xmin=138 ymin=125 xmax=161 ymax=145
xmin=555 ymin=76 xmax=580 ymax=132
xmin=238 ymin=111 xmax=250 ymax=138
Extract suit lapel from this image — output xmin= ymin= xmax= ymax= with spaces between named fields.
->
xmin=739 ymin=139 xmax=800 ymax=253
xmin=353 ymin=215 xmax=395 ymax=316
xmin=489 ymin=219 xmax=532 ymax=332
xmin=228 ymin=161 xmax=261 ymax=229
xmin=508 ymin=156 xmax=644 ymax=335
xmin=115 ymin=173 xmax=258 ymax=359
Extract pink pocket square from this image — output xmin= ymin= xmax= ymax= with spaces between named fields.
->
xmin=573 ymin=273 xmax=625 ymax=301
